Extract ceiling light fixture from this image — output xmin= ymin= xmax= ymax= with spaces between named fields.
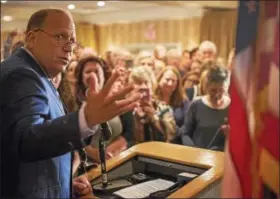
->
xmin=1 ymin=1 xmax=7 ymax=3
xmin=67 ymin=4 xmax=75 ymax=10
xmin=2 ymin=15 xmax=12 ymax=22
xmin=97 ymin=1 xmax=105 ymax=7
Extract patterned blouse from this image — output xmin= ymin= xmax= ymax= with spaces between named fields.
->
xmin=133 ymin=99 xmax=176 ymax=143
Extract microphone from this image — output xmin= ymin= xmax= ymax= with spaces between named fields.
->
xmin=207 ymin=117 xmax=228 ymax=149
xmin=100 ymin=122 xmax=112 ymax=141
xmin=99 ymin=122 xmax=112 ymax=187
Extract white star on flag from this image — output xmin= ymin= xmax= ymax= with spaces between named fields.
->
xmin=245 ymin=0 xmax=257 ymax=14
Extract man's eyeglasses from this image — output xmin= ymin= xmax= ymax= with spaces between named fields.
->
xmin=34 ymin=29 xmax=81 ymax=52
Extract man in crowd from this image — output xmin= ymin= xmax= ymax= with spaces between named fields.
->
xmin=199 ymin=40 xmax=217 ymax=61
xmin=166 ymin=48 xmax=181 ymax=69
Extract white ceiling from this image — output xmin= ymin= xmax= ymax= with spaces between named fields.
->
xmin=1 ymin=1 xmax=238 ymax=31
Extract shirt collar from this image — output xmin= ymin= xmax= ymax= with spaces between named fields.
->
xmin=201 ymin=95 xmax=231 ymax=110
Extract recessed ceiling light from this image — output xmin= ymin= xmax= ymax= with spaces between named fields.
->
xmin=1 ymin=1 xmax=7 ymax=3
xmin=67 ymin=4 xmax=75 ymax=10
xmin=97 ymin=1 xmax=105 ymax=7
xmin=2 ymin=15 xmax=12 ymax=21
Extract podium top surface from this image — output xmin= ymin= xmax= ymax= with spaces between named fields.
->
xmin=85 ymin=142 xmax=224 ymax=198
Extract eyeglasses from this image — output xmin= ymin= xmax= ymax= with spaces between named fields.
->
xmin=34 ymin=29 xmax=81 ymax=52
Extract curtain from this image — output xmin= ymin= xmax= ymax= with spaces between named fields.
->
xmin=97 ymin=17 xmax=202 ymax=56
xmin=200 ymin=10 xmax=238 ymax=60
xmin=1 ymin=31 xmax=9 ymax=59
xmin=75 ymin=22 xmax=98 ymax=52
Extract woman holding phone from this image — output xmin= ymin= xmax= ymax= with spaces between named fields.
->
xmin=128 ymin=66 xmax=176 ymax=143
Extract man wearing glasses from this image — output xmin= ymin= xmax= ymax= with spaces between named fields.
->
xmin=0 ymin=9 xmax=140 ymax=198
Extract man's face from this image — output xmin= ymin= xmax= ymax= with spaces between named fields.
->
xmin=201 ymin=49 xmax=215 ymax=60
xmin=30 ymin=12 xmax=76 ymax=77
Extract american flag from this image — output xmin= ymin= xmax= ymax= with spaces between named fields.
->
xmin=222 ymin=0 xmax=279 ymax=198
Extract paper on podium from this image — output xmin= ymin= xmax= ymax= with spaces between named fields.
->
xmin=113 ymin=178 xmax=174 ymax=198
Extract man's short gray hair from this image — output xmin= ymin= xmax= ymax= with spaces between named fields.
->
xmin=26 ymin=8 xmax=72 ymax=33
xmin=199 ymin=40 xmax=217 ymax=54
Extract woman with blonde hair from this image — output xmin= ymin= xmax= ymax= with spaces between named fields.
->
xmin=128 ymin=66 xmax=176 ymax=143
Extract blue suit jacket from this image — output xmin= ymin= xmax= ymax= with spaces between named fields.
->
xmin=0 ymin=49 xmax=91 ymax=198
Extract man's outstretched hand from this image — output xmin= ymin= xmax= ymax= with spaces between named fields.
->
xmin=84 ymin=70 xmax=141 ymax=127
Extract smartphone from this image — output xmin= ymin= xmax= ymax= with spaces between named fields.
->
xmin=139 ymin=88 xmax=150 ymax=101
xmin=125 ymin=59 xmax=134 ymax=69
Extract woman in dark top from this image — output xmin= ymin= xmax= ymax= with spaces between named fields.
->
xmin=182 ymin=65 xmax=230 ymax=151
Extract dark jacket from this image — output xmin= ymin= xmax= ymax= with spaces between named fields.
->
xmin=0 ymin=48 xmax=91 ymax=198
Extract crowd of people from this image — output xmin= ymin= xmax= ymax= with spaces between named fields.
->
xmin=1 ymin=8 xmax=235 ymax=198
xmin=49 ymin=36 xmax=234 ymax=175
xmin=3 ymin=19 xmax=236 ymax=170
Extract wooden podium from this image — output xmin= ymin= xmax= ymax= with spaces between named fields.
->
xmin=83 ymin=142 xmax=224 ymax=198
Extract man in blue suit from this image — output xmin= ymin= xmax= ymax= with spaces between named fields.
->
xmin=0 ymin=8 xmax=140 ymax=198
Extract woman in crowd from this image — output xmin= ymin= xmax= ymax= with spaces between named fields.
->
xmin=74 ymin=56 xmax=133 ymax=165
xmin=182 ymin=71 xmax=200 ymax=91
xmin=190 ymin=60 xmax=202 ymax=74
xmin=181 ymin=65 xmax=230 ymax=151
xmin=179 ymin=49 xmax=192 ymax=77
xmin=184 ymin=60 xmax=214 ymax=101
xmin=128 ymin=66 xmax=176 ymax=143
xmin=190 ymin=47 xmax=202 ymax=62
xmin=156 ymin=66 xmax=189 ymax=128
xmin=57 ymin=59 xmax=79 ymax=113
xmin=135 ymin=50 xmax=155 ymax=70
xmin=66 ymin=60 xmax=78 ymax=96
xmin=186 ymin=70 xmax=208 ymax=102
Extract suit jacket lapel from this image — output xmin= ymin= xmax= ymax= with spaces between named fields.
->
xmin=15 ymin=49 xmax=66 ymax=115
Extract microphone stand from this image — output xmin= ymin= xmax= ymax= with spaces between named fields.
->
xmin=92 ymin=122 xmax=133 ymax=193
xmin=207 ymin=117 xmax=228 ymax=149
xmin=99 ymin=122 xmax=111 ymax=188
